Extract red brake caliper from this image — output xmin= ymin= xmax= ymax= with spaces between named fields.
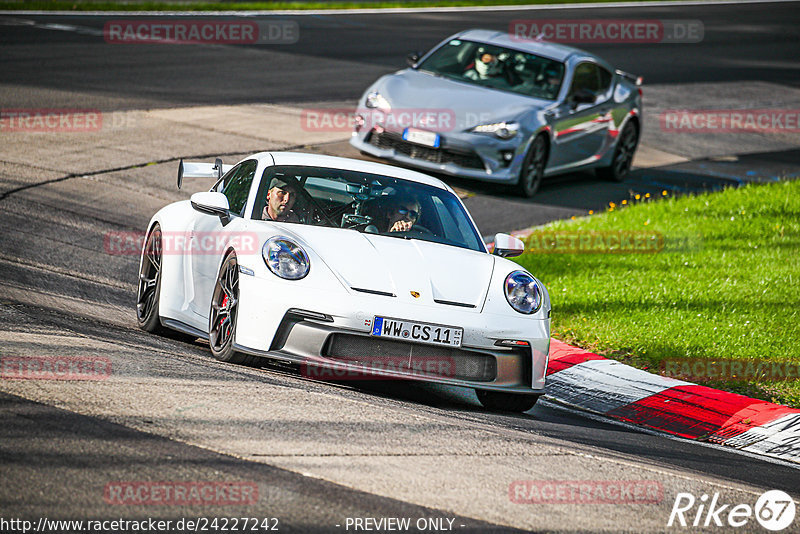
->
xmin=220 ymin=294 xmax=229 ymax=331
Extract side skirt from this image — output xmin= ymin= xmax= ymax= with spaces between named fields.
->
xmin=160 ymin=318 xmax=209 ymax=340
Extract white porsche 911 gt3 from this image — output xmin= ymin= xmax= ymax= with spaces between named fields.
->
xmin=137 ymin=152 xmax=550 ymax=412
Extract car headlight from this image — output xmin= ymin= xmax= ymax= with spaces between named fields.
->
xmin=365 ymin=91 xmax=391 ymax=111
xmin=471 ymin=121 xmax=519 ymax=139
xmin=504 ymin=270 xmax=543 ymax=314
xmin=262 ymin=237 xmax=310 ymax=280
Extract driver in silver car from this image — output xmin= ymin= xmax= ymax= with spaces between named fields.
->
xmin=464 ymin=48 xmax=504 ymax=80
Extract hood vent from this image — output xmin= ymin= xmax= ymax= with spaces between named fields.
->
xmin=434 ymin=299 xmax=476 ymax=308
xmin=351 ymin=287 xmax=396 ymax=297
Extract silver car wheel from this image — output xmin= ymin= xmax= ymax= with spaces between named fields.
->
xmin=598 ymin=121 xmax=639 ymax=182
xmin=517 ymin=135 xmax=547 ymax=198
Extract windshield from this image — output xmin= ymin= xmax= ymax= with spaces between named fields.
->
xmin=417 ymin=38 xmax=565 ymax=100
xmin=253 ymin=165 xmax=486 ymax=253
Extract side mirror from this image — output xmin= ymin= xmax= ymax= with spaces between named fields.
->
xmin=492 ymin=233 xmax=525 ymax=258
xmin=406 ymin=51 xmax=420 ymax=67
xmin=190 ymin=192 xmax=230 ymax=224
xmin=569 ymin=88 xmax=596 ymax=108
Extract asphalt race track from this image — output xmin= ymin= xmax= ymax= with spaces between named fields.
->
xmin=2 ymin=1 xmax=799 ymax=108
xmin=3 ymin=0 xmax=800 ymax=228
xmin=1 ymin=1 xmax=800 ymax=532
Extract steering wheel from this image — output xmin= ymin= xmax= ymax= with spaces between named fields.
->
xmin=396 ymin=224 xmax=434 ymax=237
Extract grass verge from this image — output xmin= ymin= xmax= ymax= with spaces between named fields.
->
xmin=0 ymin=0 xmax=682 ymax=11
xmin=514 ymin=179 xmax=800 ymax=408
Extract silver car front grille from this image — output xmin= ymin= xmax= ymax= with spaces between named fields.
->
xmin=368 ymin=131 xmax=485 ymax=170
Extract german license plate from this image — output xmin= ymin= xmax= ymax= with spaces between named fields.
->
xmin=371 ymin=316 xmax=462 ymax=347
xmin=403 ymin=127 xmax=440 ymax=148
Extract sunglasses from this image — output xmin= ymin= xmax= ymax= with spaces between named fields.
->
xmin=397 ymin=208 xmax=420 ymax=220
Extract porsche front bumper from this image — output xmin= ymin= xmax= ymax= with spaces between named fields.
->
xmin=233 ymin=275 xmax=549 ymax=394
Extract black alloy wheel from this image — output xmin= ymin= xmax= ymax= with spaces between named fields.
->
xmin=517 ymin=135 xmax=548 ymax=198
xmin=137 ymin=225 xmax=164 ymax=333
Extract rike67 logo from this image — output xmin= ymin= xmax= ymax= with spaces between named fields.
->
xmin=668 ymin=490 xmax=796 ymax=531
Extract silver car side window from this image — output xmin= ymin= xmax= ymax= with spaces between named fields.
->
xmin=569 ymin=62 xmax=613 ymax=102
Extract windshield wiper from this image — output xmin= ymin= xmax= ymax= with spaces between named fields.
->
xmin=419 ymin=69 xmax=446 ymax=79
xmin=379 ymin=232 xmax=413 ymax=241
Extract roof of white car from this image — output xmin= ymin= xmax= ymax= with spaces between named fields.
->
xmin=252 ymin=151 xmax=454 ymax=192
xmin=455 ymin=28 xmax=584 ymax=62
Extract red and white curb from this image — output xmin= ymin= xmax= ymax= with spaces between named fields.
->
xmin=545 ymin=339 xmax=800 ymax=465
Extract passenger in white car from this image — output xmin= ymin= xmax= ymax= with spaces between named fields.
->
xmin=382 ymin=195 xmax=422 ymax=233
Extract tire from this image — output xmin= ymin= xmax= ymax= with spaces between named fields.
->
xmin=136 ymin=224 xmax=165 ymax=333
xmin=596 ymin=120 xmax=639 ymax=182
xmin=209 ymin=251 xmax=259 ymax=366
xmin=516 ymin=135 xmax=548 ymax=198
xmin=476 ymin=390 xmax=540 ymax=413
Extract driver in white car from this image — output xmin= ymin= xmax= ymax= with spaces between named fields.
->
xmin=261 ymin=177 xmax=301 ymax=223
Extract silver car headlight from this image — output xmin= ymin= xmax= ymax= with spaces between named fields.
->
xmin=262 ymin=237 xmax=310 ymax=280
xmin=471 ymin=121 xmax=519 ymax=139
xmin=504 ymin=270 xmax=543 ymax=314
xmin=365 ymin=91 xmax=391 ymax=111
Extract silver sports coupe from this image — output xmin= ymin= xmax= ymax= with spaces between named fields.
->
xmin=350 ymin=29 xmax=643 ymax=197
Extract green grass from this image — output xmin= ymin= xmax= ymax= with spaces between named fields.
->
xmin=514 ymin=179 xmax=800 ymax=408
xmin=0 ymin=0 xmax=682 ymax=11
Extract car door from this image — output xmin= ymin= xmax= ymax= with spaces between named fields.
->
xmin=187 ymin=159 xmax=258 ymax=319
xmin=548 ymin=61 xmax=614 ymax=170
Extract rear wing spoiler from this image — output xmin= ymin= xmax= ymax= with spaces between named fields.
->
xmin=177 ymin=158 xmax=234 ymax=189
xmin=616 ymin=69 xmax=643 ymax=86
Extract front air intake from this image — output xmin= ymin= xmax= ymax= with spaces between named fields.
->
xmin=322 ymin=334 xmax=496 ymax=382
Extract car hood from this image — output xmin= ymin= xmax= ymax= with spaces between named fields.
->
xmin=371 ymin=69 xmax=551 ymax=131
xmin=282 ymin=225 xmax=495 ymax=309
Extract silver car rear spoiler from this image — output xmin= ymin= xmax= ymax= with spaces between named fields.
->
xmin=616 ymin=69 xmax=643 ymax=86
xmin=177 ymin=158 xmax=234 ymax=189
